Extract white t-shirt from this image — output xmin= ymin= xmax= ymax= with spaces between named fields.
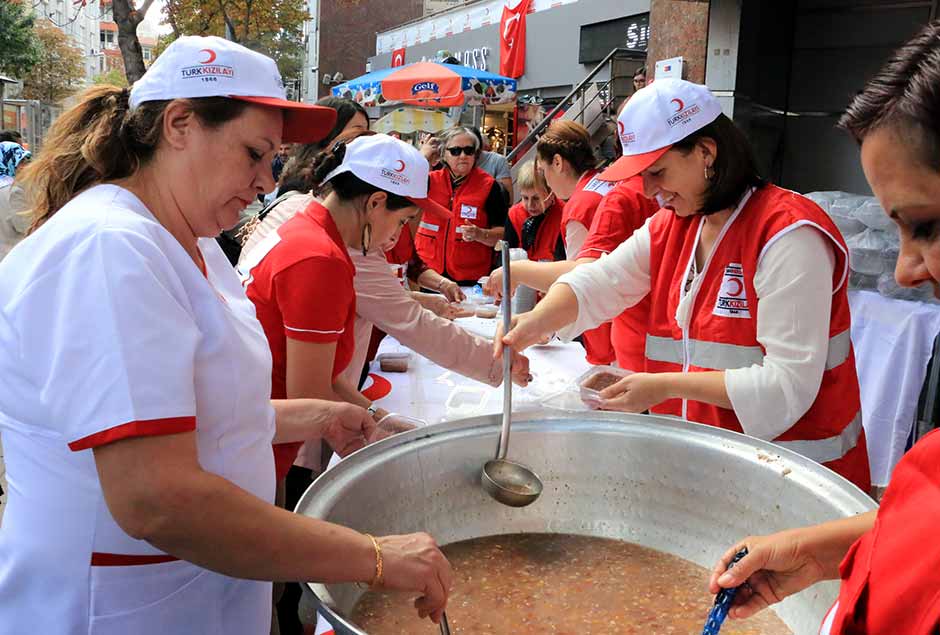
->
xmin=0 ymin=184 xmax=276 ymax=634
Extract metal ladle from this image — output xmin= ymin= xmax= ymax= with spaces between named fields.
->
xmin=480 ymin=241 xmax=544 ymax=508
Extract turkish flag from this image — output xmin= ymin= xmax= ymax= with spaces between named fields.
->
xmin=499 ymin=0 xmax=532 ymax=78
xmin=391 ymin=47 xmax=406 ymax=67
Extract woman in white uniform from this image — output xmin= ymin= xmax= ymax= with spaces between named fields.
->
xmin=0 ymin=36 xmax=451 ymax=635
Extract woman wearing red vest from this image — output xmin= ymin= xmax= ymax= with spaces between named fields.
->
xmin=498 ymin=78 xmax=870 ymax=492
xmin=710 ymin=22 xmax=940 ymax=634
xmin=415 ymin=127 xmax=509 ymax=285
xmin=487 ymin=121 xmax=636 ymax=365
xmin=504 ymin=161 xmax=565 ymax=262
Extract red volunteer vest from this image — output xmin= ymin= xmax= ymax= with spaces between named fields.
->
xmin=561 ymin=171 xmax=617 ymax=365
xmin=561 ymin=170 xmax=614 ymax=243
xmin=645 ymin=185 xmax=870 ymax=491
xmin=508 ymin=197 xmax=564 ymax=262
xmin=824 ymin=429 xmax=940 ymax=634
xmin=416 ymin=167 xmax=495 ymax=282
xmin=578 ymin=176 xmax=659 ymax=371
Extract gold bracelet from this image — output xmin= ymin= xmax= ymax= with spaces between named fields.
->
xmin=365 ymin=533 xmax=383 ymax=588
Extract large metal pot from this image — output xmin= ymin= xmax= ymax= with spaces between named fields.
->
xmin=296 ymin=412 xmax=876 ymax=635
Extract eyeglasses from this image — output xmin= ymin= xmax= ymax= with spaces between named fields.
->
xmin=446 ymin=146 xmax=476 ymax=157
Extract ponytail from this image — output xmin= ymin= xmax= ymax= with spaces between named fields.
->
xmin=19 ymin=85 xmax=247 ymax=233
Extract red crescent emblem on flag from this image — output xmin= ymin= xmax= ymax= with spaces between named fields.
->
xmin=726 ymin=278 xmax=744 ymax=297
xmin=199 ymin=49 xmax=217 ymax=64
xmin=671 ymin=98 xmax=685 ymax=112
xmin=394 ymin=160 xmax=406 ymax=173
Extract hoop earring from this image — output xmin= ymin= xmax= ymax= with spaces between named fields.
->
xmin=361 ymin=223 xmax=372 ymax=256
xmin=704 ymin=165 xmax=715 ymax=181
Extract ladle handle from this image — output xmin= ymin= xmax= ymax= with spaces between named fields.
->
xmin=498 ymin=241 xmax=512 ymax=461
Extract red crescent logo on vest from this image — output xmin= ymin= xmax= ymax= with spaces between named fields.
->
xmin=394 ymin=159 xmax=406 ymax=173
xmin=671 ymin=98 xmax=685 ymax=112
xmin=617 ymin=121 xmax=625 ymax=135
xmin=199 ymin=49 xmax=217 ymax=64
xmin=726 ymin=278 xmax=744 ymax=297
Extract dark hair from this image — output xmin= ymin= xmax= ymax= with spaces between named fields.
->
xmin=671 ymin=113 xmax=766 ymax=215
xmin=19 ymin=85 xmax=247 ymax=232
xmin=536 ymin=120 xmax=597 ymax=174
xmin=314 ymin=97 xmax=370 ymax=150
xmin=275 ymin=97 xmax=370 ymax=194
xmin=0 ymin=130 xmax=24 ymax=144
xmin=309 ymin=130 xmax=413 ymax=210
xmin=838 ymin=20 xmax=940 ymax=169
xmin=633 ymin=66 xmax=647 ymax=79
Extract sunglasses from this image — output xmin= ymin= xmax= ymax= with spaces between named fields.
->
xmin=446 ymin=146 xmax=476 ymax=157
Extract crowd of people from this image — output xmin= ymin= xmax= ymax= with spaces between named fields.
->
xmin=0 ymin=17 xmax=939 ymax=635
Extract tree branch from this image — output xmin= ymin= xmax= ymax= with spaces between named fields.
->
xmin=138 ymin=0 xmax=158 ymax=20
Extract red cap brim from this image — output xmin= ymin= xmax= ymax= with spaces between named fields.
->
xmin=599 ymin=146 xmax=671 ymax=182
xmin=232 ymin=96 xmax=338 ymax=144
xmin=407 ymin=196 xmax=454 ymax=219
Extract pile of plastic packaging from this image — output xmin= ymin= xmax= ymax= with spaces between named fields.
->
xmin=806 ymin=191 xmax=935 ymax=302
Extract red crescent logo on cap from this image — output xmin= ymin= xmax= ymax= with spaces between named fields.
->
xmin=726 ymin=278 xmax=744 ymax=297
xmin=671 ymin=98 xmax=685 ymax=112
xmin=617 ymin=121 xmax=624 ymax=135
xmin=199 ymin=49 xmax=217 ymax=64
xmin=394 ymin=160 xmax=406 ymax=173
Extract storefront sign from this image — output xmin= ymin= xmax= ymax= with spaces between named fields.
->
xmin=579 ymin=12 xmax=650 ymax=64
xmin=376 ymin=0 xmax=578 ymax=55
xmin=455 ymin=46 xmax=491 ymax=71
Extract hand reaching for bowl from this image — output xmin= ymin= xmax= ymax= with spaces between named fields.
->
xmin=485 ymin=266 xmax=520 ymax=302
xmin=414 ymin=293 xmax=465 ymax=320
xmin=368 ymin=413 xmax=420 ymax=443
xmin=597 ymin=373 xmax=669 ymax=413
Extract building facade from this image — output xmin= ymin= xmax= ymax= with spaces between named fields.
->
xmin=96 ymin=0 xmax=157 ymax=79
xmin=704 ymin=0 xmax=939 ymax=195
xmin=304 ymin=0 xmax=424 ymax=104
xmin=31 ymin=0 xmax=102 ymax=83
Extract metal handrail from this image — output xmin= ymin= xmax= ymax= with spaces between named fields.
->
xmin=506 ymin=46 xmax=635 ymax=163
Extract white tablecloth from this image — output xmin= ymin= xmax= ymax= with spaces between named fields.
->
xmin=364 ymin=316 xmax=592 ymax=425
xmin=849 ymin=290 xmax=940 ymax=486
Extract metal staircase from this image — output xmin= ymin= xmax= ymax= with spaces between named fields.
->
xmin=507 ymin=47 xmax=645 ymax=180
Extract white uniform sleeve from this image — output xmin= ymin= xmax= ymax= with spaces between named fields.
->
xmin=353 ymin=252 xmax=501 ymax=386
xmin=725 ymin=226 xmax=836 ymax=440
xmin=554 ymin=219 xmax=653 ymax=341
xmin=12 ymin=228 xmax=199 ymax=450
xmin=564 ymin=221 xmax=589 ymax=260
